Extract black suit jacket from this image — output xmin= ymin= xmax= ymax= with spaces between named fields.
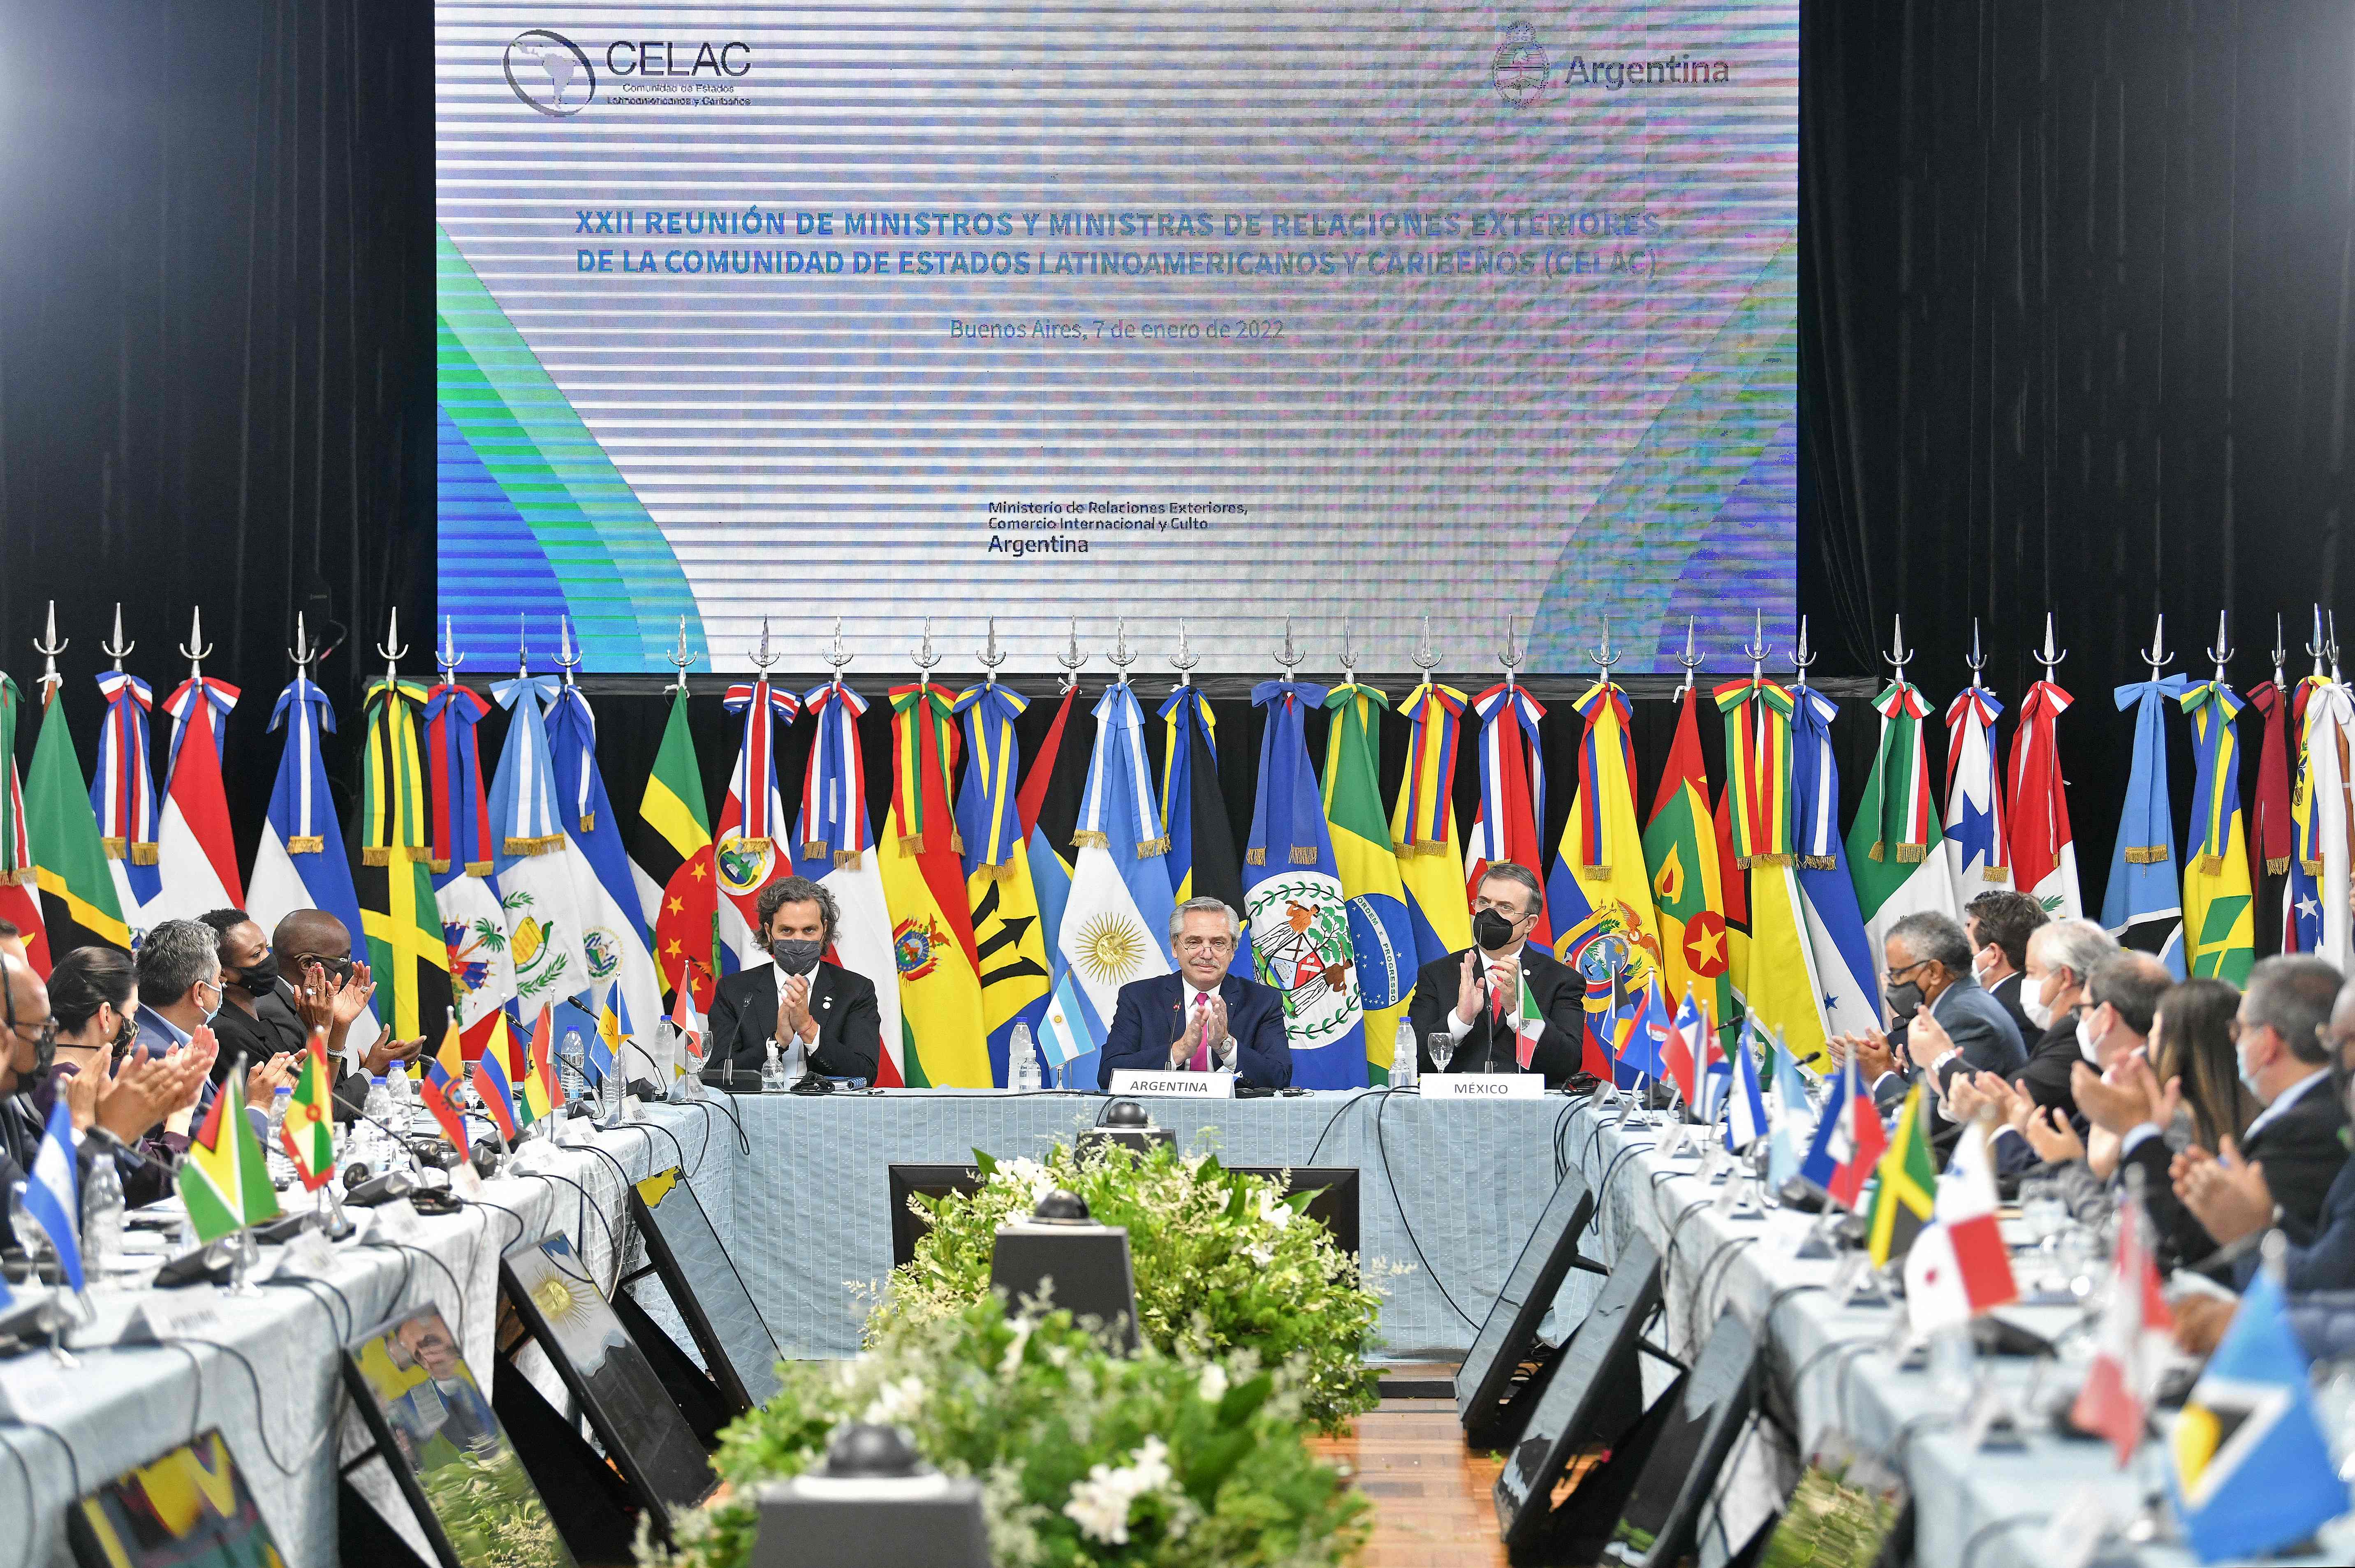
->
xmin=1987 ymin=972 xmax=2039 ymax=1047
xmin=1405 ymin=944 xmax=1584 ymax=1086
xmin=2244 ymin=1156 xmax=2355 ymax=1293
xmin=1098 ymin=970 xmax=1292 ymax=1089
xmin=2130 ymin=1074 xmax=2350 ymax=1276
xmin=208 ymin=986 xmax=373 ymax=1119
xmin=708 ymin=961 xmax=883 ymax=1083
xmin=2014 ymin=1014 xmax=2082 ymax=1118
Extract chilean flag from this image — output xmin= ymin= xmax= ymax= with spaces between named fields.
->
xmin=148 ymin=674 xmax=243 ymax=923
xmin=1798 ymin=1051 xmax=1885 ymax=1209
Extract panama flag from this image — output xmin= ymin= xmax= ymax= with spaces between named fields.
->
xmin=246 ymin=670 xmax=381 ymax=1057
xmin=1392 ymin=683 xmax=1474 ymax=967
xmin=713 ymin=673 xmax=801 ymax=969
xmin=1798 ymin=1050 xmax=1885 ymax=1209
xmin=0 ymin=678 xmax=48 ymax=973
xmin=1465 ymin=682 xmax=1552 ymax=946
xmin=91 ymin=661 xmax=162 ymax=930
xmin=1903 ymin=1122 xmax=2017 ymax=1334
xmin=2008 ymin=674 xmax=2082 ymax=918
xmin=1549 ymin=678 xmax=1667 ymax=1046
xmin=424 ymin=678 xmax=515 ymax=1061
xmin=1643 ymin=688 xmax=1734 ymax=1051
xmin=1061 ymin=682 xmax=1177 ymax=1082
xmin=2104 ymin=673 xmax=2193 ymax=973
xmin=2072 ymin=1186 xmax=2174 ymax=1465
xmin=792 ymin=680 xmax=904 ymax=1085
xmin=2297 ymin=678 xmax=2355 ymax=972
xmin=2178 ymin=677 xmax=2256 ymax=984
xmin=148 ymin=666 xmax=243 ymax=925
xmin=1943 ymin=684 xmax=2012 ymax=894
xmin=1245 ymin=678 xmax=1365 ymax=1089
xmin=1324 ymin=682 xmax=1415 ymax=1083
xmin=954 ymin=680 xmax=1054 ymax=1087
xmin=23 ymin=1098 xmax=83 ymax=1291
xmin=546 ymin=684 xmax=669 ymax=1082
xmin=1846 ymin=677 xmax=1962 ymax=1021
xmin=1790 ymin=689 xmax=1884 ymax=1048
xmin=487 ymin=673 xmax=591 ymax=1014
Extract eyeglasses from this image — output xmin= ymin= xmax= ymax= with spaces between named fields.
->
xmin=288 ymin=954 xmax=356 ymax=983
xmin=1174 ymin=935 xmax=1235 ymax=955
xmin=1470 ymin=896 xmax=1529 ymax=918
xmin=1885 ymin=959 xmax=1932 ymax=985
xmin=4 ymin=1010 xmax=57 ymax=1052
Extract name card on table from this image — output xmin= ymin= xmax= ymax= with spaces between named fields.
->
xmin=366 ymin=1199 xmax=428 ymax=1247
xmin=1420 ymin=1073 xmax=1543 ymax=1101
xmin=132 ymin=1292 xmax=229 ymax=1344
xmin=1108 ymin=1070 xmax=1235 ymax=1098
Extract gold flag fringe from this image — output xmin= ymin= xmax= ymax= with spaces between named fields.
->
xmin=464 ymin=859 xmax=492 ymax=877
xmin=1398 ymin=841 xmax=1450 ymax=858
xmin=287 ymin=835 xmax=325 ymax=854
xmin=1750 ymin=852 xmax=1793 ymax=868
xmin=2124 ymin=845 xmax=2170 ymax=865
xmin=1867 ymin=842 xmax=1886 ymax=863
xmin=0 ymin=869 xmax=32 ymax=887
xmin=579 ymin=812 xmax=595 ymax=833
xmin=132 ymin=843 xmax=157 ymax=865
xmin=1290 ymin=846 xmax=1319 ymax=865
xmin=1245 ymin=848 xmax=1265 ymax=866
xmin=1980 ymin=864 xmax=2009 ymax=881
xmin=1894 ymin=844 xmax=1924 ymax=864
xmin=362 ymin=846 xmax=393 ymax=867
xmin=429 ymin=857 xmax=452 ymax=874
xmin=2303 ymin=857 xmax=2324 ymax=875
xmin=2192 ymin=853 xmax=2224 ymax=875
xmin=835 ymin=849 xmax=864 ymax=870
xmin=898 ymin=830 xmax=926 ymax=853
xmin=801 ymin=841 xmax=829 ymax=861
xmin=973 ymin=860 xmax=1017 ymax=883
xmin=1802 ymin=855 xmax=1837 ymax=871
xmin=725 ymin=835 xmax=771 ymax=855
xmin=1137 ymin=835 xmax=1170 ymax=857
xmin=2267 ymin=856 xmax=2291 ymax=875
xmin=503 ymin=833 xmax=566 ymax=856
xmin=1072 ymin=830 xmax=1110 ymax=849
xmin=100 ymin=836 xmax=125 ymax=858
xmin=1580 ymin=862 xmax=1612 ymax=877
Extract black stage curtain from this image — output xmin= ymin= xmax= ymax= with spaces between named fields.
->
xmin=4 ymin=0 xmax=2350 ymax=954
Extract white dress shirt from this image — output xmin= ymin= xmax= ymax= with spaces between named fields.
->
xmin=1181 ymin=982 xmax=1238 ymax=1069
xmin=1445 ymin=944 xmax=1527 ymax=1042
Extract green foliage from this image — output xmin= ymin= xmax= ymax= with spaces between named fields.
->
xmin=415 ymin=1442 xmax=573 ymax=1567
xmin=649 ymin=1297 xmax=1370 ymax=1568
xmin=871 ymin=1143 xmax=1380 ymax=1431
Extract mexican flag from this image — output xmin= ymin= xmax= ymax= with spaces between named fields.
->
xmin=1846 ymin=680 xmax=1960 ymax=1019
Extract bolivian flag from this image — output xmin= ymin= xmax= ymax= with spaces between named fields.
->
xmin=176 ymin=1051 xmax=281 ymax=1241
xmin=279 ymin=1031 xmax=339 ymax=1191
xmin=519 ymin=1004 xmax=563 ymax=1125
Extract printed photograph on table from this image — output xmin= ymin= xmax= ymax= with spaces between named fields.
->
xmin=500 ymin=1233 xmax=720 ymax=1533
xmin=628 ymin=1165 xmax=783 ymax=1409
xmin=341 ymin=1305 xmax=575 ymax=1568
xmin=65 ymin=1428 xmax=287 ymax=1568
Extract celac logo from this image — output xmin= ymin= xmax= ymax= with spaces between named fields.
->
xmin=504 ymin=30 xmax=596 ymax=117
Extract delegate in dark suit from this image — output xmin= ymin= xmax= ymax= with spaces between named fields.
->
xmin=1873 ymin=974 xmax=2027 ymax=1113
xmin=1985 ymin=971 xmax=2040 ymax=1050
xmin=1404 ymin=943 xmax=1584 ymax=1085
xmin=2135 ymin=1073 xmax=2352 ymax=1275
xmin=1096 ymin=971 xmax=1292 ymax=1089
xmin=708 ymin=962 xmax=882 ymax=1082
xmin=209 ymin=981 xmax=371 ymax=1119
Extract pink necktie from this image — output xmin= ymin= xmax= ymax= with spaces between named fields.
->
xmin=1188 ymin=992 xmax=1214 ymax=1072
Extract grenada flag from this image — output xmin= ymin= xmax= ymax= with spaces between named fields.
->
xmin=278 ymin=1031 xmax=339 ymax=1191
xmin=1643 ymin=687 xmax=1734 ymax=1045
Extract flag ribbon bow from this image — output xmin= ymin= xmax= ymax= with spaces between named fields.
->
xmin=1077 ymin=682 xmax=1165 ymax=858
xmin=1713 ymin=676 xmax=1796 ymax=866
xmin=1570 ymin=678 xmax=1633 ymax=874
xmin=2009 ymin=680 xmax=2076 ymax=888
xmin=93 ymin=671 xmax=159 ymax=863
xmin=722 ymin=676 xmax=800 ymax=851
xmin=952 ymin=681 xmax=1030 ymax=873
xmin=423 ymin=682 xmax=492 ymax=874
xmin=360 ymin=677 xmax=434 ymax=862
xmin=1158 ymin=683 xmax=1219 ymax=854
xmin=2178 ymin=679 xmax=2244 ymax=874
xmin=2248 ymin=682 xmax=2296 ymax=877
xmin=1790 ymin=686 xmax=1843 ymax=870
xmin=1470 ymin=681 xmax=1547 ymax=858
xmin=265 ymin=675 xmax=338 ymax=852
xmin=887 ymin=683 xmax=963 ymax=854
xmin=1247 ymin=679 xmax=1332 ymax=867
xmin=546 ymin=686 xmax=603 ymax=833
xmin=489 ymin=674 xmax=565 ymax=856
xmin=162 ymin=675 xmax=240 ymax=779
xmin=797 ymin=681 xmax=871 ymax=866
xmin=1856 ymin=678 xmax=1932 ymax=864
xmin=1396 ymin=682 xmax=1466 ymax=856
xmin=2114 ymin=675 xmax=2191 ymax=865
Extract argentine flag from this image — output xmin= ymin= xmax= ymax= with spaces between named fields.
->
xmin=1058 ymin=684 xmax=1176 ymax=1087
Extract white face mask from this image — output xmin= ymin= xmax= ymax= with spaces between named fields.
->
xmin=2022 ymin=971 xmax=2056 ymax=1032
xmin=1972 ymin=946 xmax=1999 ymax=984
xmin=2076 ymin=1008 xmax=2105 ymax=1065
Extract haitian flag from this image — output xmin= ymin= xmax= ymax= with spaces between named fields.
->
xmin=1244 ymin=678 xmax=1364 ymax=1089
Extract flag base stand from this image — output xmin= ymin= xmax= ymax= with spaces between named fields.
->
xmin=1792 ymin=1206 xmax=1844 ymax=1260
xmin=222 ymin=1229 xmax=264 ymax=1297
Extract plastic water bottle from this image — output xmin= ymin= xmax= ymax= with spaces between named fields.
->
xmin=81 ymin=1142 xmax=124 ymax=1281
xmin=1387 ymin=1018 xmax=1417 ymax=1088
xmin=384 ymin=1063 xmax=415 ymax=1135
xmin=265 ymin=1085 xmax=299 ymax=1187
xmin=762 ymin=1039 xmax=785 ymax=1092
xmin=559 ymin=1029 xmax=588 ymax=1105
xmin=1009 ymin=1023 xmax=1038 ymax=1092
xmin=361 ymin=1075 xmax=396 ymax=1171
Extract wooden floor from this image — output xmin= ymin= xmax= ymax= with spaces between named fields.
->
xmin=1313 ymin=1372 xmax=1510 ymax=1568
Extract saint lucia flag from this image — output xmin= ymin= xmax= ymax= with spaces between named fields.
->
xmin=1791 ymin=689 xmax=1883 ymax=1048
xmin=1245 ymin=679 xmax=1364 ymax=1089
xmin=547 ymin=685 xmax=669 ymax=1081
xmin=881 ymin=683 xmax=990 ymax=1087
xmin=1324 ymin=682 xmax=1415 ymax=1084
xmin=794 ymin=681 xmax=905 ymax=1085
xmin=1159 ymin=686 xmax=1246 ymax=911
xmin=2179 ymin=679 xmax=2255 ymax=984
xmin=1847 ymin=679 xmax=1962 ymax=1020
xmin=1549 ymin=678 xmax=1667 ymax=1034
xmin=2170 ymin=1271 xmax=2348 ymax=1563
xmin=1943 ymin=686 xmax=2011 ymax=893
xmin=150 ymin=671 xmax=243 ymax=925
xmin=245 ymin=673 xmax=382 ymax=1057
xmin=2104 ymin=674 xmax=2192 ymax=973
xmin=1060 ymin=683 xmax=1176 ymax=1081
xmin=2297 ymin=681 xmax=2355 ymax=973
xmin=954 ymin=681 xmax=1054 ymax=1087
xmin=1392 ymin=683 xmax=1473 ymax=965
xmin=488 ymin=673 xmax=592 ymax=1014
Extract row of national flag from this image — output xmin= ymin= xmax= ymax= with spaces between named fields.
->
xmin=11 ymin=613 xmax=2355 ymax=1088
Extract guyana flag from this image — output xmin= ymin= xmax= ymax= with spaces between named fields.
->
xmin=24 ymin=677 xmax=130 ymax=955
xmin=0 ymin=676 xmax=49 ymax=973
xmin=1323 ymin=682 xmax=1415 ymax=1084
xmin=357 ymin=675 xmax=454 ymax=1041
xmin=2179 ymin=679 xmax=2256 ymax=983
xmin=635 ymin=686 xmax=719 ymax=1009
xmin=880 ymin=684 xmax=989 ymax=1087
xmin=278 ymin=1031 xmax=339 ymax=1191
xmin=1866 ymin=1084 xmax=1938 ymax=1268
xmin=176 ymin=1050 xmax=282 ymax=1241
xmin=1643 ymin=688 xmax=1734 ymax=1046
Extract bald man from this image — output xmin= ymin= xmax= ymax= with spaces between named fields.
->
xmin=269 ymin=908 xmax=423 ymax=1118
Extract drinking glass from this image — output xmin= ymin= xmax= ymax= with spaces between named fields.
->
xmin=1428 ymin=1033 xmax=1455 ymax=1074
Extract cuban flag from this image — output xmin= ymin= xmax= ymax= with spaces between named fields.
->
xmin=1798 ymin=1051 xmax=1885 ymax=1210
xmin=23 ymin=1098 xmax=84 ymax=1292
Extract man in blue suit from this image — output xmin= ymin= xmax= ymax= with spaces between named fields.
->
xmin=1098 ymin=897 xmax=1292 ymax=1089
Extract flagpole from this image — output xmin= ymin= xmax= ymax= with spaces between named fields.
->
xmin=1169 ymin=618 xmax=1197 ymax=691
xmin=1056 ymin=617 xmax=1086 ymax=696
xmin=33 ymin=601 xmax=66 ymax=708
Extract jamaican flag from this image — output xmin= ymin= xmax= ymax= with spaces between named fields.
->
xmin=355 ymin=676 xmax=453 ymax=1041
xmin=176 ymin=1056 xmax=281 ymax=1240
xmin=1867 ymin=1084 xmax=1938 ymax=1267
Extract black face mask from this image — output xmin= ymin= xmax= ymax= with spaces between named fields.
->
xmin=1473 ymin=908 xmax=1521 ymax=952
xmin=772 ymin=938 xmax=824 ymax=976
xmin=110 ymin=1007 xmax=138 ymax=1053
xmin=1886 ymin=979 xmax=1925 ymax=1022
xmin=229 ymin=959 xmax=279 ymax=998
